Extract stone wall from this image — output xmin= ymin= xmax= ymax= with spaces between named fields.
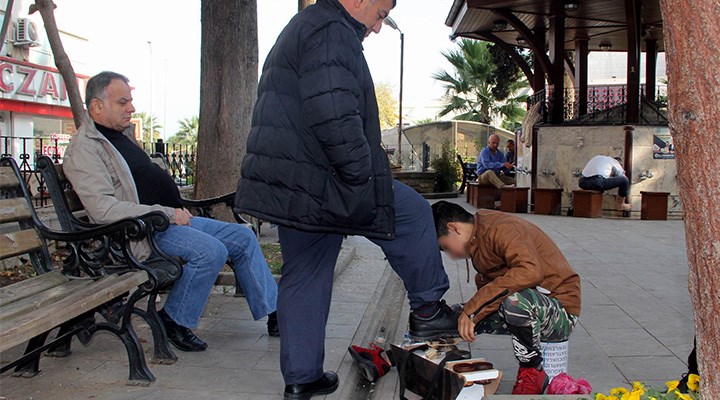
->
xmin=534 ymin=125 xmax=681 ymax=216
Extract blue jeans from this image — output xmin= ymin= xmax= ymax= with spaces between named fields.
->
xmin=277 ymin=180 xmax=449 ymax=384
xmin=579 ymin=175 xmax=630 ymax=197
xmin=153 ymin=217 xmax=278 ymax=328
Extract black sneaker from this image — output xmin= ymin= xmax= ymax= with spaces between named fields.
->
xmin=408 ymin=300 xmax=460 ymax=341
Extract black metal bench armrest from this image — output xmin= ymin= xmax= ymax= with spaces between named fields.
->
xmin=180 ymin=192 xmax=235 ymax=212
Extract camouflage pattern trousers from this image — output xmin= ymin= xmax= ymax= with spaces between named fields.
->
xmin=474 ymin=288 xmax=578 ymax=368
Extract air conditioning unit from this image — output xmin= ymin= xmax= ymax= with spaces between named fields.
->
xmin=14 ymin=18 xmax=41 ymax=47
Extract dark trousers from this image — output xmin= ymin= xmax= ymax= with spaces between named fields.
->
xmin=578 ymin=175 xmax=630 ymax=197
xmin=276 ymin=180 xmax=450 ymax=385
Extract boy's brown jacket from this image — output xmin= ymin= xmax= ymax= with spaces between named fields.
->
xmin=463 ymin=210 xmax=581 ymax=323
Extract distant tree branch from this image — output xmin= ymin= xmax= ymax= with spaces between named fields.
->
xmin=30 ymin=0 xmax=84 ymax=128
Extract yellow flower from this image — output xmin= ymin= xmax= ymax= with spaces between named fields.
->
xmin=666 ymin=380 xmax=680 ymax=392
xmin=687 ymin=374 xmax=700 ymax=392
xmin=630 ymin=381 xmax=645 ymax=398
xmin=596 ymin=395 xmax=620 ymax=400
xmin=610 ymin=387 xmax=629 ymax=397
xmin=675 ymin=390 xmax=693 ymax=400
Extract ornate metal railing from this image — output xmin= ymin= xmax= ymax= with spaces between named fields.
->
xmin=140 ymin=141 xmax=196 ymax=186
xmin=527 ymin=84 xmax=668 ymax=125
xmin=0 ymin=136 xmax=196 ymax=206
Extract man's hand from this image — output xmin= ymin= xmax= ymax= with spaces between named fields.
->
xmin=174 ymin=208 xmax=193 ymax=226
xmin=503 ymin=162 xmax=514 ymax=169
xmin=458 ymin=312 xmax=476 ymax=343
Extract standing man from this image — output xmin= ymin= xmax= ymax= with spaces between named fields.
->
xmin=578 ymin=155 xmax=631 ymax=211
xmin=235 ymin=1 xmax=457 ymax=399
xmin=64 ymin=72 xmax=279 ymax=353
xmin=476 ymin=133 xmax=515 ymax=188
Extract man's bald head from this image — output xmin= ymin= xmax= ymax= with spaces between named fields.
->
xmin=488 ymin=134 xmax=500 ymax=152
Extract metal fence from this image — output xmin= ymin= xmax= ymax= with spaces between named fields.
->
xmin=0 ymin=136 xmax=195 ymax=206
xmin=527 ymin=84 xmax=668 ymax=125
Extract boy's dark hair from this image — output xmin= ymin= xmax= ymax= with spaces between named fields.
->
xmin=613 ymin=156 xmax=623 ymax=163
xmin=431 ymin=201 xmax=474 ymax=237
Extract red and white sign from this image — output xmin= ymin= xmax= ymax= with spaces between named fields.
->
xmin=0 ymin=56 xmax=89 ymax=108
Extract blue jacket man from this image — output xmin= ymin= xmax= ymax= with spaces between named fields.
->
xmin=235 ymin=0 xmax=458 ymax=398
xmin=475 ymin=133 xmax=515 ymax=189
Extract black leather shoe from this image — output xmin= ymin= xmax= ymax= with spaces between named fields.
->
xmin=284 ymin=371 xmax=339 ymax=400
xmin=267 ymin=311 xmax=280 ymax=337
xmin=408 ymin=300 xmax=460 ymax=341
xmin=158 ymin=308 xmax=207 ymax=352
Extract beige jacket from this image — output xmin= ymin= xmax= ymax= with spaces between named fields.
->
xmin=63 ymin=112 xmax=177 ymax=260
xmin=463 ymin=210 xmax=581 ymax=323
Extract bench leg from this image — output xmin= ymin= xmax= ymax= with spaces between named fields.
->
xmin=134 ymin=293 xmax=178 ymax=365
xmin=46 ymin=323 xmax=74 ymax=357
xmin=12 ymin=331 xmax=51 ymax=378
xmin=91 ymin=288 xmax=156 ymax=386
xmin=458 ymin=178 xmax=467 ymax=194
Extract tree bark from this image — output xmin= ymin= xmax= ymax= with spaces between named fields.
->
xmin=659 ymin=1 xmax=720 ymax=398
xmin=195 ymin=0 xmax=257 ymax=201
xmin=0 ymin=0 xmax=15 ymax=50
xmin=298 ymin=0 xmax=315 ymax=11
xmin=29 ymin=0 xmax=84 ymax=128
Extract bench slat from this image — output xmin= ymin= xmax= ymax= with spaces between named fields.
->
xmin=0 ymin=198 xmax=32 ymax=224
xmin=0 ymin=279 xmax=90 ymax=322
xmin=52 ymin=164 xmax=84 ymax=212
xmin=0 ymin=166 xmax=19 ymax=189
xmin=0 ymin=270 xmax=148 ymax=352
xmin=0 ymin=229 xmax=44 ymax=260
xmin=0 ymin=271 xmax=69 ymax=308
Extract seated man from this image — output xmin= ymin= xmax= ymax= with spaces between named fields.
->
xmin=431 ymin=201 xmax=581 ymax=394
xmin=476 ymin=134 xmax=515 ymax=189
xmin=505 ymin=139 xmax=516 ymax=178
xmin=63 ymin=71 xmax=279 ymax=352
xmin=578 ymin=155 xmax=631 ymax=211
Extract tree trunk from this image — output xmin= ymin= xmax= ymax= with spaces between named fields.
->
xmin=659 ymin=1 xmax=720 ymax=398
xmin=29 ymin=0 xmax=84 ymax=128
xmin=298 ymin=0 xmax=315 ymax=11
xmin=0 ymin=0 xmax=15 ymax=50
xmin=195 ymin=0 xmax=258 ymax=201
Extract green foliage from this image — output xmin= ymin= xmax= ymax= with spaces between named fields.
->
xmin=167 ymin=116 xmax=199 ymax=146
xmin=375 ymin=82 xmax=399 ymax=130
xmin=433 ymin=39 xmax=529 ymax=128
xmin=132 ymin=112 xmax=162 ymax=143
xmin=431 ymin=140 xmax=460 ymax=193
xmin=414 ymin=118 xmax=435 ymax=125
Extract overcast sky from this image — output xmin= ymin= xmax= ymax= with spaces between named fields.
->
xmin=47 ymin=0 xmax=664 ymax=138
xmin=49 ymin=0 xmax=456 ymax=138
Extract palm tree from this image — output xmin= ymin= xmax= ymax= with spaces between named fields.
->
xmin=168 ymin=116 xmax=199 ymax=146
xmin=433 ymin=39 xmax=528 ymax=127
xmin=131 ymin=112 xmax=162 ymax=143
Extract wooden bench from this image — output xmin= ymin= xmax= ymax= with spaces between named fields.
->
xmin=1 ymin=157 xmax=182 ymax=386
xmin=457 ymin=155 xmax=477 ymax=195
xmin=468 ymin=183 xmax=500 ymax=209
xmin=533 ymin=188 xmax=564 ymax=215
xmin=500 ymin=187 xmax=529 ymax=213
xmin=571 ymin=190 xmax=603 ymax=218
xmin=640 ymin=191 xmax=670 ymax=220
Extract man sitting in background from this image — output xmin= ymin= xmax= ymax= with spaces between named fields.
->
xmin=63 ymin=71 xmax=279 ymax=352
xmin=475 ymin=134 xmax=515 ymax=188
xmin=578 ymin=155 xmax=631 ymax=211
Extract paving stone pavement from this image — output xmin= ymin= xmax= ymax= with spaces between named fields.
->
xmin=0 ymin=198 xmax=695 ymax=399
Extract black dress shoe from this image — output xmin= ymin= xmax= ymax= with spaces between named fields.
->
xmin=158 ymin=308 xmax=208 ymax=352
xmin=408 ymin=300 xmax=460 ymax=340
xmin=267 ymin=311 xmax=280 ymax=337
xmin=284 ymin=371 xmax=339 ymax=400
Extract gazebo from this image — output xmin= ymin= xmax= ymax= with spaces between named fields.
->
xmin=444 ymin=0 xmax=679 ymax=216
